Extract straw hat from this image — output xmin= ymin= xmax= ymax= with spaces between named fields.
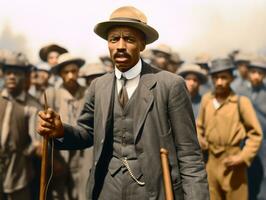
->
xmin=0 ymin=50 xmax=31 ymax=72
xmin=94 ymin=6 xmax=159 ymax=44
xmin=79 ymin=62 xmax=107 ymax=78
xmin=51 ymin=53 xmax=85 ymax=74
xmin=177 ymin=64 xmax=207 ymax=84
xmin=39 ymin=44 xmax=68 ymax=62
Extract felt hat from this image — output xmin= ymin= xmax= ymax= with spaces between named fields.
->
xmin=209 ymin=58 xmax=235 ymax=75
xmin=94 ymin=6 xmax=159 ymax=44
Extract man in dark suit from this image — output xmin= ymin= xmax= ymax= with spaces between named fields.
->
xmin=37 ymin=6 xmax=209 ymax=200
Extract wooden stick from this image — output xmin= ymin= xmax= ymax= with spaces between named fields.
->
xmin=160 ymin=148 xmax=174 ymax=200
xmin=39 ymin=91 xmax=49 ymax=200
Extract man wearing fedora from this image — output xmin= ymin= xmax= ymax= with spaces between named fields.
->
xmin=197 ymin=58 xmax=262 ymax=200
xmin=0 ymin=51 xmax=42 ymax=200
xmin=177 ymin=64 xmax=207 ymax=118
xmin=37 ymin=6 xmax=209 ymax=200
xmin=237 ymin=57 xmax=266 ymax=200
xmin=46 ymin=53 xmax=86 ymax=200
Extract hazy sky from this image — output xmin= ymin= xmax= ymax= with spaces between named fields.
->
xmin=1 ymin=0 xmax=266 ymax=63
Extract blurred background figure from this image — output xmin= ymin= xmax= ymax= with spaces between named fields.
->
xmin=39 ymin=44 xmax=68 ymax=88
xmin=29 ymin=62 xmax=52 ymax=105
xmin=0 ymin=50 xmax=42 ymax=200
xmin=237 ymin=56 xmax=266 ymax=200
xmin=151 ymin=44 xmax=172 ymax=71
xmin=79 ymin=58 xmax=107 ymax=88
xmin=167 ymin=51 xmax=184 ymax=73
xmin=140 ymin=48 xmax=154 ymax=65
xmin=99 ymin=54 xmax=114 ymax=72
xmin=177 ymin=63 xmax=207 ymax=118
xmin=197 ymin=58 xmax=262 ymax=200
xmin=231 ymin=52 xmax=253 ymax=92
xmin=46 ymin=53 xmax=86 ymax=200
xmin=194 ymin=52 xmax=213 ymax=95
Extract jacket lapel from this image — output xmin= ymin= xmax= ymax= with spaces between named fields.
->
xmin=100 ymin=72 xmax=115 ymax=132
xmin=133 ymin=62 xmax=157 ymax=142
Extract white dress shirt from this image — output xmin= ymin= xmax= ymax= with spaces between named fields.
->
xmin=114 ymin=59 xmax=142 ymax=99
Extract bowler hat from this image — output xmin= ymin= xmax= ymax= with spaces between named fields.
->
xmin=177 ymin=64 xmax=207 ymax=84
xmin=39 ymin=44 xmax=68 ymax=62
xmin=209 ymin=58 xmax=235 ymax=75
xmin=51 ymin=53 xmax=85 ymax=75
xmin=0 ymin=51 xmax=31 ymax=72
xmin=94 ymin=6 xmax=159 ymax=44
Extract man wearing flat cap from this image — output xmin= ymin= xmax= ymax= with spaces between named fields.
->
xmin=178 ymin=64 xmax=207 ymax=118
xmin=38 ymin=6 xmax=209 ymax=200
xmin=237 ymin=57 xmax=266 ymax=200
xmin=0 ymin=51 xmax=42 ymax=200
xmin=45 ymin=53 xmax=86 ymax=200
xmin=197 ymin=58 xmax=262 ymax=200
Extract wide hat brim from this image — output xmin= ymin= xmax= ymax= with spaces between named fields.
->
xmin=209 ymin=65 xmax=235 ymax=75
xmin=94 ymin=19 xmax=159 ymax=44
xmin=179 ymin=70 xmax=207 ymax=84
xmin=51 ymin=58 xmax=85 ymax=75
xmin=39 ymin=45 xmax=68 ymax=62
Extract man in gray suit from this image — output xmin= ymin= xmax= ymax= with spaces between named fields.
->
xmin=37 ymin=6 xmax=209 ymax=200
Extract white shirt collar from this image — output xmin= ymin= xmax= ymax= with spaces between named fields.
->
xmin=115 ymin=59 xmax=142 ymax=80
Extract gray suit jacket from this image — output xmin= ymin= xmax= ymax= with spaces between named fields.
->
xmin=55 ymin=61 xmax=209 ymax=200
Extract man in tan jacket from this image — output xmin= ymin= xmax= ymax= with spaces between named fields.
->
xmin=197 ymin=58 xmax=262 ymax=200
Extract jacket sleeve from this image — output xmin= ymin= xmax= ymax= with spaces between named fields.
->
xmin=168 ymin=77 xmax=209 ymax=200
xmin=239 ymin=96 xmax=263 ymax=166
xmin=54 ymin=80 xmax=96 ymax=150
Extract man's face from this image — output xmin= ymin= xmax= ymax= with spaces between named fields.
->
xmin=47 ymin=51 xmax=60 ymax=67
xmin=59 ymin=63 xmax=79 ymax=87
xmin=36 ymin=70 xmax=50 ymax=87
xmin=107 ymin=26 xmax=145 ymax=72
xmin=212 ymin=71 xmax=234 ymax=94
xmin=184 ymin=73 xmax=200 ymax=96
xmin=248 ymin=68 xmax=265 ymax=87
xmin=4 ymin=68 xmax=27 ymax=93
xmin=236 ymin=62 xmax=249 ymax=79
xmin=153 ymin=52 xmax=170 ymax=70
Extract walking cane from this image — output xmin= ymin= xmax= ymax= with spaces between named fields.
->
xmin=160 ymin=148 xmax=174 ymax=200
xmin=39 ymin=91 xmax=49 ymax=200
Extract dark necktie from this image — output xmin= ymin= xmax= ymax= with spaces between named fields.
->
xmin=119 ymin=76 xmax=128 ymax=108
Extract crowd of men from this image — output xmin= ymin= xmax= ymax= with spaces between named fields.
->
xmin=0 ymin=41 xmax=265 ymax=200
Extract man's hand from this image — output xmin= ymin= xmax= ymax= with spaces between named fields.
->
xmin=223 ymin=154 xmax=245 ymax=168
xmin=37 ymin=108 xmax=64 ymax=138
xmin=198 ymin=135 xmax=209 ymax=150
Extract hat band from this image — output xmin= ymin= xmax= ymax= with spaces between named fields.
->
xmin=110 ymin=17 xmax=146 ymax=24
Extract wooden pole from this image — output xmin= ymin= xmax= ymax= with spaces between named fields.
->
xmin=160 ymin=148 xmax=174 ymax=200
xmin=39 ymin=92 xmax=49 ymax=200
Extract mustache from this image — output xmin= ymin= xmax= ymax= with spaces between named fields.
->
xmin=114 ymin=51 xmax=130 ymax=58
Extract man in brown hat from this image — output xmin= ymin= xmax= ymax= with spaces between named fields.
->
xmin=0 ymin=51 xmax=42 ymax=200
xmin=197 ymin=58 xmax=262 ymax=200
xmin=37 ymin=6 xmax=209 ymax=200
xmin=46 ymin=53 xmax=86 ymax=200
